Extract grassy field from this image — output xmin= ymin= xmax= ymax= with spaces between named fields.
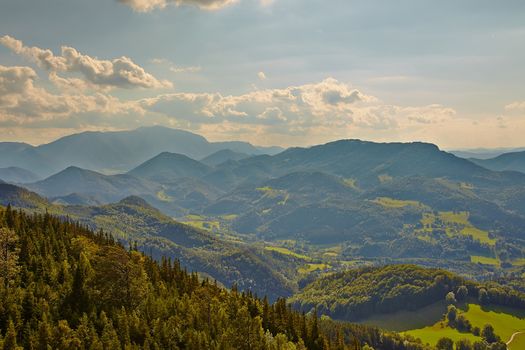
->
xmin=264 ymin=246 xmax=311 ymax=261
xmin=156 ymin=190 xmax=173 ymax=202
xmin=460 ymin=226 xmax=496 ymax=245
xmin=462 ymin=304 xmax=525 ymax=341
xmin=419 ymin=211 xmax=496 ymax=246
xmin=360 ymin=301 xmax=525 ymax=347
xmin=372 ymin=197 xmax=424 ymax=209
xmin=512 ymin=258 xmax=525 ymax=266
xmin=342 ymin=178 xmax=358 ymax=189
xmin=184 ymin=219 xmax=221 ymax=231
xmin=378 ymin=174 xmax=393 ymax=183
xmin=298 ymin=263 xmax=331 ymax=274
xmin=405 ymin=322 xmax=480 ymax=346
xmin=471 ymin=255 xmax=500 ymax=266
xmin=508 ymin=332 xmax=525 ymax=350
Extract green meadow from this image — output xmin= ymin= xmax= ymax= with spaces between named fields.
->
xmin=264 ymin=246 xmax=311 ymax=261
xmin=360 ymin=301 xmax=525 ymax=347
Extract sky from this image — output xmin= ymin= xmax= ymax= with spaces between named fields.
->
xmin=0 ymin=0 xmax=524 ymax=149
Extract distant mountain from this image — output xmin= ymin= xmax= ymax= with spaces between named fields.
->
xmin=470 ymin=151 xmax=525 ymax=173
xmin=204 ymin=140 xmax=523 ymax=191
xmin=0 ymin=183 xmax=50 ymax=209
xmin=450 ymin=147 xmax=525 ymax=160
xmin=0 ymin=166 xmax=41 ymax=183
xmin=200 ymin=149 xmax=250 ymax=166
xmin=26 ymin=166 xmax=160 ymax=203
xmin=128 ymin=152 xmax=211 ymax=182
xmin=50 ymin=192 xmax=102 ymax=206
xmin=0 ymin=126 xmax=283 ymax=177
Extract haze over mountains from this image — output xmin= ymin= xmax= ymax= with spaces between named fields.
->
xmin=470 ymin=151 xmax=525 ymax=174
xmin=0 ymin=126 xmax=283 ymax=178
xmin=2 ymin=126 xmax=525 ymax=348
xmin=0 ymin=128 xmax=523 ymax=270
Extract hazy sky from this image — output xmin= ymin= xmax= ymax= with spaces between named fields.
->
xmin=0 ymin=0 xmax=524 ymax=148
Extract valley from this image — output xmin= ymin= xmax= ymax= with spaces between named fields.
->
xmin=1 ymin=127 xmax=525 ymax=349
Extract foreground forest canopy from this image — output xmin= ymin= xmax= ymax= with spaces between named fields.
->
xmin=0 ymin=206 xmax=438 ymax=350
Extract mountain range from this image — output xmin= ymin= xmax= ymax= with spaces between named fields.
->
xmin=0 ymin=126 xmax=283 ymax=178
xmin=470 ymin=150 xmax=525 ymax=174
xmin=1 ymin=128 xmax=525 ymax=306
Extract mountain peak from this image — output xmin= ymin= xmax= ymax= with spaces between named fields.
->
xmin=118 ymin=195 xmax=152 ymax=208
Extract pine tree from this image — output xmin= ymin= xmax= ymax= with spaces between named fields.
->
xmin=3 ymin=319 xmax=18 ymax=350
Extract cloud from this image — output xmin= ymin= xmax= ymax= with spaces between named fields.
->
xmin=505 ymin=101 xmax=525 ymax=112
xmin=259 ymin=0 xmax=274 ymax=6
xmin=151 ymin=57 xmax=202 ymax=74
xmin=257 ymin=71 xmax=267 ymax=80
xmin=0 ymin=35 xmax=172 ymax=90
xmin=0 ymin=64 xmax=143 ymax=126
xmin=140 ymin=78 xmax=456 ymax=143
xmin=169 ymin=65 xmax=202 ymax=73
xmin=0 ymin=68 xmax=462 ymax=147
xmin=118 ymin=0 xmax=238 ymax=12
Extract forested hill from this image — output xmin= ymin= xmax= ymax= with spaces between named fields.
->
xmin=0 ymin=206 xmax=429 ymax=350
xmin=290 ymin=265 xmax=525 ymax=321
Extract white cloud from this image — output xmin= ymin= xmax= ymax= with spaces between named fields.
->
xmin=257 ymin=71 xmax=267 ymax=80
xmin=170 ymin=65 xmax=202 ymax=73
xmin=119 ymin=0 xmax=238 ymax=12
xmin=0 ymin=35 xmax=172 ymax=90
xmin=505 ymin=101 xmax=525 ymax=112
xmin=0 ymin=64 xmax=143 ymax=126
xmin=140 ymin=78 xmax=456 ymax=145
xmin=151 ymin=57 xmax=202 ymax=74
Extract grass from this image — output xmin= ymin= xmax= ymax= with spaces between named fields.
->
xmin=185 ymin=214 xmax=205 ymax=220
xmin=405 ymin=321 xmax=480 ymax=346
xmin=420 ymin=211 xmax=496 ymax=246
xmin=363 ymin=301 xmax=525 ymax=347
xmin=256 ymin=186 xmax=282 ymax=199
xmin=471 ymin=255 xmax=500 ymax=266
xmin=342 ymin=178 xmax=358 ymax=189
xmin=460 ymin=182 xmax=475 ymax=190
xmin=278 ymin=193 xmax=290 ymax=206
xmin=508 ymin=332 xmax=525 ymax=350
xmin=184 ymin=220 xmax=220 ymax=231
xmin=378 ymin=174 xmax=393 ymax=183
xmin=462 ymin=304 xmax=525 ymax=342
xmin=372 ymin=197 xmax=424 ymax=209
xmin=156 ymin=190 xmax=173 ymax=202
xmin=460 ymin=227 xmax=496 ymax=245
xmin=298 ymin=263 xmax=331 ymax=274
xmin=264 ymin=246 xmax=311 ymax=261
xmin=511 ymin=258 xmax=525 ymax=266
xmin=439 ymin=211 xmax=470 ymax=225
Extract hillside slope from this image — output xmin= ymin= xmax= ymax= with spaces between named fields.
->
xmin=472 ymin=151 xmax=525 ymax=173
xmin=0 ymin=207 xmax=425 ymax=350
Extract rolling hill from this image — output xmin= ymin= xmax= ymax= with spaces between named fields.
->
xmin=25 ymin=166 xmax=160 ymax=203
xmin=128 ymin=152 xmax=212 ymax=182
xmin=201 ymin=149 xmax=250 ymax=166
xmin=471 ymin=151 xmax=525 ymax=174
xmin=0 ymin=183 xmax=297 ymax=300
xmin=290 ymin=265 xmax=525 ymax=347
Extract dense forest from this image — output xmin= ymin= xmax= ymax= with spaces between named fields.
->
xmin=290 ymin=265 xmax=525 ymax=321
xmin=0 ymin=205 xmax=434 ymax=350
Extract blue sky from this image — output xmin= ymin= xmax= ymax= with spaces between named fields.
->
xmin=0 ymin=0 xmax=524 ymax=148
